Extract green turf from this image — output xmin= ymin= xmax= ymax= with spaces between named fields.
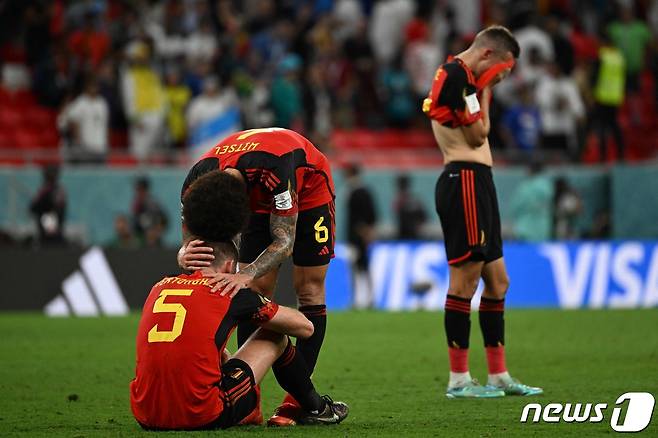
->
xmin=0 ymin=309 xmax=657 ymax=437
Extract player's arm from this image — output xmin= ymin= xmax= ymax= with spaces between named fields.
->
xmin=210 ymin=213 xmax=297 ymax=296
xmin=242 ymin=212 xmax=297 ymax=279
xmin=260 ymin=305 xmax=314 ymax=339
xmin=459 ymin=86 xmax=491 ymax=148
xmin=230 ymin=289 xmax=313 ymax=339
xmin=438 ymin=64 xmax=490 ymax=148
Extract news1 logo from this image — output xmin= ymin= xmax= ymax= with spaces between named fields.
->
xmin=520 ymin=392 xmax=655 ymax=432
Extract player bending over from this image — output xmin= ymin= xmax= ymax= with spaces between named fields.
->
xmin=423 ymin=25 xmax=543 ymax=398
xmin=177 ymin=127 xmax=335 ymax=425
xmin=129 ymin=171 xmax=348 ymax=430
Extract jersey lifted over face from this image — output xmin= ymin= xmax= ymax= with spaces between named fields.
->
xmin=130 ymin=271 xmax=279 ymax=430
xmin=182 ymin=128 xmax=335 ymax=216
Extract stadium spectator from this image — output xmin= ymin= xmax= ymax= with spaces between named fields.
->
xmin=514 ymin=15 xmax=554 ymax=77
xmin=392 ymin=174 xmax=427 ymax=240
xmin=380 ymin=55 xmax=415 ymax=128
xmin=58 ymin=78 xmax=109 ymax=163
xmin=108 ymin=214 xmax=139 ymax=249
xmin=131 ymin=176 xmax=168 ymax=246
xmin=500 ymin=82 xmax=541 ymax=157
xmin=67 ymin=10 xmax=109 ymax=70
xmin=163 ymin=67 xmax=191 ymax=150
xmin=29 ymin=165 xmax=67 ymax=246
xmin=535 ymin=60 xmax=585 ymax=160
xmin=591 ymin=31 xmax=626 ymax=162
xmin=544 ymin=13 xmax=574 ymax=75
xmin=608 ymin=5 xmax=651 ymax=125
xmin=369 ymin=0 xmax=415 ymax=65
xmin=510 ymin=162 xmax=553 ymax=241
xmin=187 ymin=75 xmax=241 ymax=156
xmin=121 ymin=41 xmax=166 ymax=161
xmin=345 ymin=164 xmax=378 ymax=309
xmin=404 ymin=15 xmax=442 ymax=104
xmin=270 ymin=54 xmax=304 ymax=130
xmin=302 ymin=61 xmax=333 ymax=144
xmin=553 ymin=177 xmax=583 ymax=240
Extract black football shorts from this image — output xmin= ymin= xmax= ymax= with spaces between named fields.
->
xmin=209 ymin=358 xmax=259 ymax=429
xmin=435 ymin=161 xmax=503 ymax=265
xmin=239 ymin=202 xmax=335 ymax=267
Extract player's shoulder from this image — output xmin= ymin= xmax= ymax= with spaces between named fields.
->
xmin=441 ymin=61 xmax=469 ymax=83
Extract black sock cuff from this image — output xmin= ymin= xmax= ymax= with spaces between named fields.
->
xmin=299 ymin=304 xmax=327 ymax=317
xmin=273 ymin=338 xmax=295 ymax=368
xmin=480 ymin=296 xmax=505 ymax=303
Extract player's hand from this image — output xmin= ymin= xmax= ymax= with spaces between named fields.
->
xmin=177 ymin=239 xmax=214 ymax=270
xmin=206 ymin=272 xmax=254 ymax=298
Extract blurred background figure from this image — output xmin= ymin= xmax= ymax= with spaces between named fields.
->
xmin=392 ymin=174 xmax=426 ymax=240
xmin=592 ymin=30 xmax=626 ymax=162
xmin=163 ymin=67 xmax=191 ymax=150
xmin=345 ymin=164 xmax=378 ymax=309
xmin=535 ymin=60 xmax=585 ymax=160
xmin=108 ymin=214 xmax=139 ymax=249
xmin=131 ymin=176 xmax=168 ymax=246
xmin=187 ymin=75 xmax=241 ymax=158
xmin=58 ymin=78 xmax=109 ymax=163
xmin=30 ymin=165 xmax=67 ymax=246
xmin=501 ymin=82 xmax=541 ymax=160
xmin=121 ymin=41 xmax=166 ymax=161
xmin=510 ymin=161 xmax=553 ymax=242
xmin=553 ymin=177 xmax=583 ymax=240
xmin=270 ymin=54 xmax=303 ymax=130
xmin=608 ymin=5 xmax=651 ymax=125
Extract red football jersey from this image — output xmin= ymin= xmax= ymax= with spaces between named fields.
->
xmin=130 ymin=271 xmax=279 ymax=430
xmin=183 ymin=128 xmax=335 ymax=216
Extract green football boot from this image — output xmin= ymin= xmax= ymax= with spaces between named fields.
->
xmin=486 ymin=378 xmax=543 ymax=396
xmin=446 ymin=379 xmax=506 ymax=399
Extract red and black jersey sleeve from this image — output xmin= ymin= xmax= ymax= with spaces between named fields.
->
xmin=423 ymin=61 xmax=481 ymax=127
xmin=237 ymin=151 xmax=301 ymax=216
xmin=229 ymin=289 xmax=280 ymax=324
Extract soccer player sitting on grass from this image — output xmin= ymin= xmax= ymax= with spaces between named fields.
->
xmin=129 ymin=171 xmax=348 ymax=430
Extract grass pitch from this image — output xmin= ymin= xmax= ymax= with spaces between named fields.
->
xmin=1 ymin=309 xmax=657 ymax=437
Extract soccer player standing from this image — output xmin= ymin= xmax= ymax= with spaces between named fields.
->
xmin=423 ymin=26 xmax=543 ymax=398
xmin=177 ymin=127 xmax=335 ymax=423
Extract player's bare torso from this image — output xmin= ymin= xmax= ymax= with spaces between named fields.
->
xmin=431 ymin=120 xmax=493 ymax=167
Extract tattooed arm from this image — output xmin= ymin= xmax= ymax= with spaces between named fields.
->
xmin=241 ymin=213 xmax=297 ymax=279
xmin=208 ymin=213 xmax=297 ymax=297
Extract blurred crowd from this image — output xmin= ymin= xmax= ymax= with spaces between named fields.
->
xmin=1 ymin=0 xmax=657 ymax=163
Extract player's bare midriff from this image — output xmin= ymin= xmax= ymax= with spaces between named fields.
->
xmin=431 ymin=120 xmax=493 ymax=167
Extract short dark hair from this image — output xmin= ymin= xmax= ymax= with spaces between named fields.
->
xmin=206 ymin=240 xmax=239 ymax=266
xmin=182 ymin=170 xmax=250 ymax=243
xmin=473 ymin=25 xmax=520 ymax=59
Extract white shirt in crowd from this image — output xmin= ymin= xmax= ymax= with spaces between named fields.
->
xmin=187 ymin=89 xmax=239 ymax=130
xmin=535 ymin=73 xmax=585 ymax=136
xmin=58 ymin=94 xmax=109 ymax=154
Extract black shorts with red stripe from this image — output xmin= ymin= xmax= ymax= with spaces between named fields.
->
xmin=205 ymin=358 xmax=259 ymax=429
xmin=239 ymin=202 xmax=335 ymax=267
xmin=435 ymin=161 xmax=502 ymax=265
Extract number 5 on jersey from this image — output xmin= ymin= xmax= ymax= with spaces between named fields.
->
xmin=148 ymin=289 xmax=193 ymax=343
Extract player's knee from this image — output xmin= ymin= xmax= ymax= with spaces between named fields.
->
xmin=489 ymin=275 xmax=510 ymax=299
xmin=295 ymin=279 xmax=326 ymax=307
xmin=449 ymin=276 xmax=480 ymax=298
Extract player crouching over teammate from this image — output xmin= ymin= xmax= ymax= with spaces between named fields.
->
xmin=129 ymin=171 xmax=348 ymax=430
